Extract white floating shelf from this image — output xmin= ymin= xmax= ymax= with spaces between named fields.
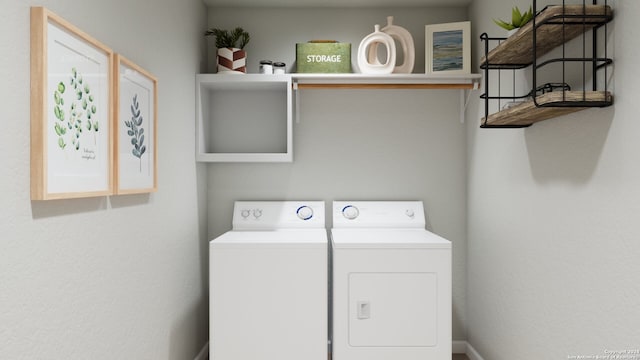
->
xmin=196 ymin=73 xmax=481 ymax=163
xmin=196 ymin=74 xmax=293 ymax=163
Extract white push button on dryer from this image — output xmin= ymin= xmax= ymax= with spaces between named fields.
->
xmin=342 ymin=205 xmax=360 ymax=220
xmin=297 ymin=206 xmax=314 ymax=220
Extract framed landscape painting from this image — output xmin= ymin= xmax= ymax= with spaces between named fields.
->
xmin=425 ymin=21 xmax=471 ymax=75
xmin=113 ymin=55 xmax=158 ymax=194
xmin=30 ymin=7 xmax=113 ymax=200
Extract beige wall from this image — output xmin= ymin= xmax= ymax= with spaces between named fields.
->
xmin=0 ymin=1 xmax=209 ymax=359
xmin=467 ymin=1 xmax=640 ymax=359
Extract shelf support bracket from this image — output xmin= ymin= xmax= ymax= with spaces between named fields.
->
xmin=292 ymin=79 xmax=300 ymax=124
xmin=460 ymin=82 xmax=480 ymax=123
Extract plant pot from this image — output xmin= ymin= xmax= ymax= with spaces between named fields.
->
xmin=507 ymin=28 xmax=519 ymax=37
xmin=217 ymin=47 xmax=246 ymax=73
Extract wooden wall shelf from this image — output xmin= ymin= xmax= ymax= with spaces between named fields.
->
xmin=480 ymin=1 xmax=614 ymax=128
xmin=480 ymin=5 xmax=613 ymax=69
xmin=481 ymin=91 xmax=612 ymax=127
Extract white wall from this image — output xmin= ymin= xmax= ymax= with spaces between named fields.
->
xmin=206 ymin=6 xmax=470 ymax=340
xmin=0 ymin=1 xmax=209 ymax=359
xmin=467 ymin=1 xmax=640 ymax=359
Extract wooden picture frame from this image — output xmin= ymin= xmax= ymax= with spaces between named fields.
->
xmin=425 ymin=21 xmax=471 ymax=75
xmin=30 ymin=7 xmax=113 ymax=200
xmin=113 ymin=55 xmax=158 ymax=194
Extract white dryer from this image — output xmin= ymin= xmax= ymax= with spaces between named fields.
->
xmin=210 ymin=201 xmax=327 ymax=360
xmin=331 ymin=201 xmax=451 ymax=360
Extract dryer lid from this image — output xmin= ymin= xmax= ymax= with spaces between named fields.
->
xmin=331 ymin=228 xmax=450 ymax=249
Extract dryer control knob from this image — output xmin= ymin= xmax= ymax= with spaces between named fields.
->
xmin=253 ymin=209 xmax=263 ymax=219
xmin=405 ymin=209 xmax=415 ymax=218
xmin=296 ymin=206 xmax=314 ymax=220
xmin=241 ymin=209 xmax=250 ymax=219
xmin=342 ymin=205 xmax=360 ymax=220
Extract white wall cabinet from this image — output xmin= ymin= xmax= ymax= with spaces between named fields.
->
xmin=196 ymin=73 xmax=480 ymax=162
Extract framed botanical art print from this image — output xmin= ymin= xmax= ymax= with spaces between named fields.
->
xmin=425 ymin=21 xmax=471 ymax=75
xmin=31 ymin=7 xmax=113 ymax=200
xmin=113 ymin=55 xmax=158 ymax=194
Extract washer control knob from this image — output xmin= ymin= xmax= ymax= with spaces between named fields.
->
xmin=241 ymin=209 xmax=250 ymax=219
xmin=405 ymin=209 xmax=415 ymax=218
xmin=253 ymin=209 xmax=263 ymax=219
xmin=296 ymin=205 xmax=314 ymax=220
xmin=342 ymin=205 xmax=360 ymax=220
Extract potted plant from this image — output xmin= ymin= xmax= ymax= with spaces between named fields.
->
xmin=205 ymin=27 xmax=250 ymax=73
xmin=494 ymin=6 xmax=534 ymax=37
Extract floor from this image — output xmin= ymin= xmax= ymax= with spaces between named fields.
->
xmin=453 ymin=354 xmax=471 ymax=360
xmin=207 ymin=354 xmax=470 ymax=360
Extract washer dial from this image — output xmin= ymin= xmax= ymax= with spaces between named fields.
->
xmin=296 ymin=205 xmax=314 ymax=220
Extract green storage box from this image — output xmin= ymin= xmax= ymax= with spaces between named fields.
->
xmin=296 ymin=42 xmax=351 ymax=73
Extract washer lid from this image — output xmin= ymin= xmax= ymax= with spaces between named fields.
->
xmin=211 ymin=229 xmax=328 ymax=248
xmin=331 ymin=228 xmax=450 ymax=249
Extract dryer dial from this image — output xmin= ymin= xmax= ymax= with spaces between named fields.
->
xmin=342 ymin=205 xmax=360 ymax=220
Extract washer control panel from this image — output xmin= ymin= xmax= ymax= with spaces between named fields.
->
xmin=233 ymin=201 xmax=325 ymax=230
xmin=333 ymin=201 xmax=425 ymax=228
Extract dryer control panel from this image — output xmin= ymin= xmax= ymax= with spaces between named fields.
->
xmin=333 ymin=201 xmax=425 ymax=228
xmin=233 ymin=201 xmax=325 ymax=230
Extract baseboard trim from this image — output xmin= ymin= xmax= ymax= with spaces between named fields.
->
xmin=196 ymin=340 xmax=484 ymax=360
xmin=466 ymin=342 xmax=486 ymax=360
xmin=194 ymin=342 xmax=209 ymax=360
xmin=452 ymin=340 xmax=468 ymax=354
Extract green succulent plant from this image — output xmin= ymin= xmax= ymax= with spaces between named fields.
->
xmin=204 ymin=27 xmax=250 ymax=49
xmin=494 ymin=6 xmax=534 ymax=31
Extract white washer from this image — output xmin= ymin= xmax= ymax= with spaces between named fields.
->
xmin=210 ymin=201 xmax=327 ymax=360
xmin=331 ymin=201 xmax=452 ymax=360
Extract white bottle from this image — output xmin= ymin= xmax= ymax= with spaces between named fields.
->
xmin=259 ymin=60 xmax=273 ymax=74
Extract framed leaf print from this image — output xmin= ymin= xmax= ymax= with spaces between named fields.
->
xmin=31 ymin=7 xmax=113 ymax=200
xmin=113 ymin=55 xmax=158 ymax=194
